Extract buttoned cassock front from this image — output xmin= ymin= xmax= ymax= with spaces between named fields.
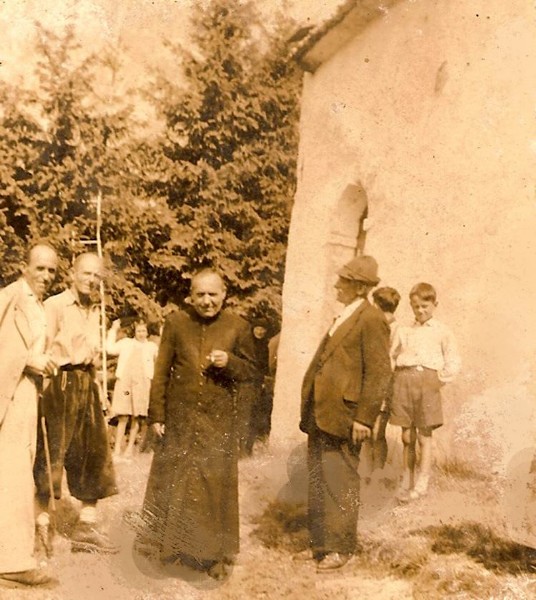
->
xmin=140 ymin=307 xmax=256 ymax=564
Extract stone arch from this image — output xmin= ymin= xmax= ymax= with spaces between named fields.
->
xmin=316 ymin=181 xmax=369 ymax=316
xmin=327 ymin=181 xmax=368 ymax=269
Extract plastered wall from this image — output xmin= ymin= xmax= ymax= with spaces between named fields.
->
xmin=274 ymin=0 xmax=536 ymax=477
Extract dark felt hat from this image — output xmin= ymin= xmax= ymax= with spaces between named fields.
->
xmin=337 ymin=255 xmax=380 ymax=285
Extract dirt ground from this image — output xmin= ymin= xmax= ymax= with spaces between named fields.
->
xmin=3 ymin=442 xmax=536 ymax=600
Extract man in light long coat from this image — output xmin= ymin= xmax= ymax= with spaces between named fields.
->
xmin=0 ymin=244 xmax=59 ymax=589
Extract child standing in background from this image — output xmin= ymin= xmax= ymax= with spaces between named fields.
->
xmin=390 ymin=283 xmax=461 ymax=501
xmin=107 ymin=319 xmax=158 ymax=460
xmin=370 ymin=287 xmax=401 ymax=476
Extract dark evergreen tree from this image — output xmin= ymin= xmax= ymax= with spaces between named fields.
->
xmin=144 ymin=0 xmax=301 ymax=322
xmin=0 ymin=5 xmax=301 ymax=326
xmin=0 ymin=25 xmax=178 ymax=320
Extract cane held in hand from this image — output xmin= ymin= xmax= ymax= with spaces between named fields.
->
xmin=38 ymin=415 xmax=56 ymax=558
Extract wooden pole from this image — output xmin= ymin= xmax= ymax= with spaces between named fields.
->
xmin=96 ymin=190 xmax=108 ymax=406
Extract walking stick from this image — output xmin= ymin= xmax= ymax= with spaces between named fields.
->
xmin=39 ymin=415 xmax=56 ymax=558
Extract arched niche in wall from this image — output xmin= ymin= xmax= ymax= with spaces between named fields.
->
xmin=319 ymin=182 xmax=369 ymax=314
xmin=327 ymin=181 xmax=368 ymax=268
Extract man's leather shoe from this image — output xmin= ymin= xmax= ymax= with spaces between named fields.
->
xmin=293 ymin=549 xmax=316 ymax=562
xmin=526 ymin=547 xmax=536 ymax=571
xmin=396 ymin=487 xmax=411 ymax=503
xmin=207 ymin=561 xmax=231 ymax=580
xmin=316 ymin=552 xmax=350 ymax=572
xmin=0 ymin=568 xmax=58 ymax=588
xmin=71 ymin=522 xmax=119 ymax=554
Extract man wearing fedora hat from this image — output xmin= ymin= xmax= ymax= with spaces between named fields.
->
xmin=300 ymin=255 xmax=392 ymax=571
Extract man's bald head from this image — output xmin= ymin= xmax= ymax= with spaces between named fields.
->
xmin=25 ymin=243 xmax=57 ymax=266
xmin=73 ymin=252 xmax=102 ymax=272
xmin=190 ymin=269 xmax=226 ymax=293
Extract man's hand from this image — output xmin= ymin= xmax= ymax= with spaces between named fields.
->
xmin=208 ymin=350 xmax=229 ymax=368
xmin=351 ymin=421 xmax=371 ymax=444
xmin=152 ymin=423 xmax=166 ymax=438
xmin=111 ymin=319 xmax=121 ymax=331
xmin=26 ymin=354 xmax=58 ymax=377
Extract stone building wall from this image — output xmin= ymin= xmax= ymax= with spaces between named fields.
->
xmin=273 ymin=0 xmax=536 ymax=476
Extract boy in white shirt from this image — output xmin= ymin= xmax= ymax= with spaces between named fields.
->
xmin=390 ymin=283 xmax=461 ymax=501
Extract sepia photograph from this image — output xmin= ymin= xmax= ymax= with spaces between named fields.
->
xmin=1 ymin=0 xmax=536 ymax=598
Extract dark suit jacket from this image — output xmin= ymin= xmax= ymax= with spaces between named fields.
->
xmin=300 ymin=299 xmax=392 ymax=439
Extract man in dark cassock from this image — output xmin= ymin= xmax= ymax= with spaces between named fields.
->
xmin=138 ymin=269 xmax=256 ymax=580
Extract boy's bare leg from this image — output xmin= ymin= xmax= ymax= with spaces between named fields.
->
xmin=124 ymin=417 xmax=140 ymax=457
xmin=398 ymin=427 xmax=416 ymax=498
xmin=412 ymin=428 xmax=433 ymax=497
xmin=113 ymin=416 xmax=128 ymax=456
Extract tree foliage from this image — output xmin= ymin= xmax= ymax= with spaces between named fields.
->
xmin=0 ymin=1 xmax=301 ymax=328
xmin=141 ymin=0 xmax=301 ymax=323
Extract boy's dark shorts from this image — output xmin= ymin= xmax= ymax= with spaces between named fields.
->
xmin=390 ymin=366 xmax=443 ymax=430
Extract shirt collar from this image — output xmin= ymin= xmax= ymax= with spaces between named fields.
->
xmin=340 ymin=296 xmax=364 ymax=317
xmin=21 ymin=279 xmax=37 ymax=299
xmin=67 ymin=287 xmax=98 ymax=308
xmin=413 ymin=317 xmax=437 ymax=327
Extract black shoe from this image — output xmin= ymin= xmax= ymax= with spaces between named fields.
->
xmin=293 ymin=549 xmax=318 ymax=562
xmin=71 ymin=522 xmax=119 ymax=554
xmin=207 ymin=562 xmax=231 ymax=581
xmin=316 ymin=553 xmax=350 ymax=572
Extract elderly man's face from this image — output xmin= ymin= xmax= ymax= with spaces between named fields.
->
xmin=24 ymin=246 xmax=58 ymax=300
xmin=72 ymin=255 xmax=103 ymax=297
xmin=190 ymin=273 xmax=226 ymax=319
xmin=335 ymin=276 xmax=362 ymax=306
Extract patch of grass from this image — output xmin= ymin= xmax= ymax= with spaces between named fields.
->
xmin=435 ymin=457 xmax=494 ymax=483
xmin=250 ymin=500 xmax=309 ymax=553
xmin=417 ymin=521 xmax=532 ymax=574
xmin=358 ymin=532 xmax=432 ymax=576
xmin=492 ymin=575 xmax=536 ymax=600
xmin=251 ymin=499 xmax=536 ymax=597
xmin=413 ymin=553 xmax=504 ymax=599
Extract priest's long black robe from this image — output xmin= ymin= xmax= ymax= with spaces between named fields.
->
xmin=140 ymin=307 xmax=256 ymax=564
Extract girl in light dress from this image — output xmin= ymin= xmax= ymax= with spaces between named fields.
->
xmin=106 ymin=319 xmax=158 ymax=459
